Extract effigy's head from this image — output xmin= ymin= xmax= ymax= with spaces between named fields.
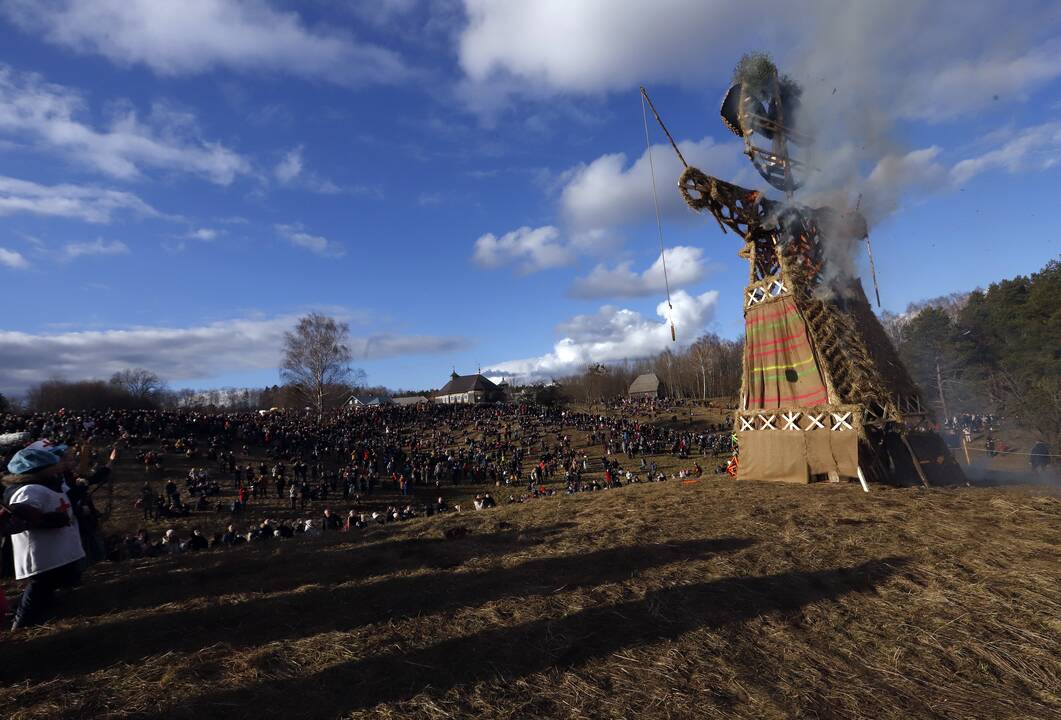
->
xmin=720 ymin=53 xmax=809 ymax=194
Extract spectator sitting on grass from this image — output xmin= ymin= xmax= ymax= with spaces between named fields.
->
xmin=162 ymin=528 xmax=182 ymax=554
xmin=186 ymin=528 xmax=208 ymax=551
xmin=343 ymin=510 xmax=360 ymax=530
xmin=217 ymin=523 xmax=238 ymax=547
xmin=322 ymin=508 xmax=342 ymax=532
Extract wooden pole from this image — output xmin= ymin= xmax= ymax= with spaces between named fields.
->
xmin=901 ymin=434 xmax=931 ymax=488
xmin=856 ymin=466 xmax=870 ymax=493
xmin=961 ymin=434 xmax=972 ymax=465
xmin=863 ymin=235 xmax=882 ymax=307
xmin=640 ymin=87 xmax=688 ymax=169
xmin=935 ymin=357 xmax=950 ymax=423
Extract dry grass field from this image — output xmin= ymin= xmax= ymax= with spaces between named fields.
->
xmin=2 ymin=410 xmax=1059 ymax=719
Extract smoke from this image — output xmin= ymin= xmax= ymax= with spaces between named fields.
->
xmin=785 ymin=4 xmax=938 ymax=213
xmin=731 ymin=2 xmax=1061 ymax=297
xmin=962 ymin=457 xmax=1061 ymax=489
xmin=726 ymin=52 xmax=872 ymax=299
xmin=813 ymin=208 xmax=868 ymax=300
xmin=456 ymin=0 xmax=1061 ymax=296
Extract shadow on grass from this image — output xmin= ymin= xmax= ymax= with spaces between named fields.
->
xmin=2 ymin=535 xmax=754 ymax=683
xmin=63 ymin=522 xmax=576 ymax=618
xmin=148 ymin=557 xmax=907 ymax=720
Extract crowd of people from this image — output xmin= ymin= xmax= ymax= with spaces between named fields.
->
xmin=1 ymin=402 xmax=737 ymax=629
xmin=114 ymin=492 xmax=466 ymax=558
xmin=943 ymin=413 xmax=999 ymax=434
xmin=3 ymin=397 xmax=1051 ymax=631
xmin=938 ymin=413 xmax=1053 ymax=470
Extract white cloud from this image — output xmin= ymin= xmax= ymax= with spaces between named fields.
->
xmin=950 ymin=122 xmax=1061 ymax=185
xmin=0 ymin=175 xmax=160 ymax=223
xmin=471 ymin=138 xmax=739 ymax=276
xmin=0 ymin=313 xmax=470 ymax=394
xmin=458 ymin=1 xmax=1061 ymax=119
xmin=485 ymin=288 xmax=718 ymax=380
xmin=0 ymin=246 xmax=28 ymax=269
xmin=570 ymin=246 xmax=709 ymax=299
xmin=346 ymin=0 xmax=434 ymax=28
xmin=274 ymin=146 xmax=303 ymax=183
xmin=2 ymin=0 xmax=410 ymax=86
xmin=860 ymin=146 xmax=949 ymax=224
xmin=472 ymin=224 xmax=574 ymax=272
xmin=0 ymin=317 xmax=294 ymax=393
xmin=852 ymin=125 xmax=1061 ymax=222
xmin=349 ymin=334 xmax=470 ymax=360
xmin=272 ymin=145 xmax=347 ymax=194
xmin=0 ymin=65 xmax=250 ymax=183
xmin=560 ymin=137 xmax=744 ymax=232
xmin=62 ymin=238 xmax=129 ymax=259
xmin=457 ymin=1 xmax=1061 ymax=221
xmin=276 ymin=223 xmax=345 ymax=257
xmin=188 ymin=227 xmax=218 ymax=241
xmin=900 ymin=41 xmax=1061 ymax=122
xmin=459 ymin=0 xmax=749 ymax=94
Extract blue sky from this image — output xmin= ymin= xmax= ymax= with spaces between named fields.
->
xmin=0 ymin=1 xmax=1059 ymax=396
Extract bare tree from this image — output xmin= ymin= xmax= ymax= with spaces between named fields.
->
xmin=689 ymin=335 xmax=718 ymax=401
xmin=879 ymin=311 xmax=909 ymax=350
xmin=280 ymin=313 xmax=360 ymax=418
xmin=110 ymin=368 xmax=166 ymax=405
xmin=653 ymin=351 xmax=674 ymax=399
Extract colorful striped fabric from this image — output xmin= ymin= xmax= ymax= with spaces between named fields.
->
xmin=743 ymin=296 xmax=827 ymax=409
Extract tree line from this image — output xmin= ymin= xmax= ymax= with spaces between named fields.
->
xmin=554 ymin=333 xmax=744 ymax=404
xmin=17 ymin=369 xmax=169 ymax=413
xmin=882 ymin=258 xmax=1059 ymax=445
xmin=8 ymin=258 xmax=1057 ymax=444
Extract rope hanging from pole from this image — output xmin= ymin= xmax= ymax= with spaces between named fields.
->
xmin=641 ymin=87 xmax=676 ymax=342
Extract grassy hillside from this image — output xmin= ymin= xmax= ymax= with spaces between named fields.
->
xmin=2 ymin=473 xmax=1058 ymax=719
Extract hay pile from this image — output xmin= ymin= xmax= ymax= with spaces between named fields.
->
xmin=1 ymin=466 xmax=1058 ymax=719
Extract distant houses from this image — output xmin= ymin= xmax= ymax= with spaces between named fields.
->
xmin=392 ymin=395 xmax=429 ymax=406
xmin=434 ymin=371 xmax=501 ymax=404
xmin=345 ymin=371 xmax=510 ymax=407
xmin=628 ymin=372 xmax=665 ymax=400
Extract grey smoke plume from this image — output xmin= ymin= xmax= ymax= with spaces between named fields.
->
xmin=782 ymin=2 xmax=1058 ymax=216
xmin=745 ymin=2 xmax=1061 ymax=294
xmin=727 ymin=52 xmax=870 ymax=298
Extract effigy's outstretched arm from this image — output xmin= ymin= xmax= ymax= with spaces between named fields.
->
xmin=678 ymin=166 xmax=777 ymax=238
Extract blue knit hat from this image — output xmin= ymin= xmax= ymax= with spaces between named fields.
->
xmin=7 ymin=443 xmax=68 ymax=475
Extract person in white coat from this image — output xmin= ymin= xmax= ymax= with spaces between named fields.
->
xmin=2 ymin=442 xmax=83 ymax=629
